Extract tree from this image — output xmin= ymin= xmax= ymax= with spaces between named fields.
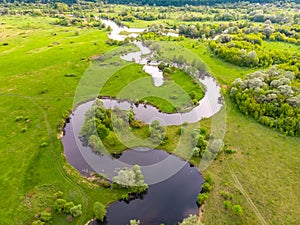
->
xmin=93 ymin=202 xmax=106 ymax=221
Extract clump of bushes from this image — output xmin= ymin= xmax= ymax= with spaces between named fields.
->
xmin=93 ymin=202 xmax=106 ymax=222
xmin=220 ymin=190 xmax=243 ymax=216
xmin=191 ymin=128 xmax=209 ymax=158
xmin=112 ymin=165 xmax=148 ymax=194
xmin=197 ymin=173 xmax=214 ymax=206
xmin=230 ymin=67 xmax=300 ymax=136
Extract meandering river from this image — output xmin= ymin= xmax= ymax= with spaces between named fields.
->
xmin=62 ymin=20 xmax=223 ymax=225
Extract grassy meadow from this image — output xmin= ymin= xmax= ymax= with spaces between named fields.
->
xmin=100 ymin=63 xmax=204 ymax=113
xmin=0 ymin=15 xmax=130 ymax=225
xmin=0 ymin=11 xmax=300 ymax=225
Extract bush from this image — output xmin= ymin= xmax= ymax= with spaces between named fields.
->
xmin=192 ymin=147 xmax=202 ymax=157
xmin=197 ymin=193 xmax=209 ymax=206
xmin=232 ymin=204 xmax=243 ymax=216
xmin=70 ymin=204 xmax=82 ymax=217
xmin=64 ymin=202 xmax=75 ymax=214
xmin=220 ymin=191 xmax=233 ymax=200
xmin=225 ymin=149 xmax=234 ymax=154
xmin=40 ymin=142 xmax=48 ymax=148
xmin=201 ymin=182 xmax=212 ymax=193
xmin=32 ymin=220 xmax=44 ymax=225
xmin=53 ymin=191 xmax=63 ymax=199
xmin=224 ymin=200 xmax=232 ymax=210
xmin=129 ymin=219 xmax=140 ymax=225
xmin=204 ymin=173 xmax=214 ymax=185
xmin=54 ymin=198 xmax=66 ymax=213
xmin=40 ymin=212 xmax=51 ymax=223
xmin=178 ymin=214 xmax=203 ymax=225
xmin=93 ymin=202 xmax=106 ymax=221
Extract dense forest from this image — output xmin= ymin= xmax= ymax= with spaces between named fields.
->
xmin=1 ymin=0 xmax=300 ymax=6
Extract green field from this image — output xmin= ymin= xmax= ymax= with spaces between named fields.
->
xmin=1 ymin=7 xmax=300 ymax=225
xmin=0 ymin=15 xmax=129 ymax=224
xmin=100 ymin=63 xmax=204 ymax=113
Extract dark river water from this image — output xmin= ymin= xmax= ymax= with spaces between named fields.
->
xmin=62 ymin=24 xmax=222 ymax=224
xmin=62 ymin=101 xmax=204 ymax=225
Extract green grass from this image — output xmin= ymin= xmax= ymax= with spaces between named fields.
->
xmin=0 ymin=15 xmax=129 ymax=225
xmin=263 ymin=40 xmax=300 ymax=53
xmin=200 ymin=97 xmax=300 ymax=225
xmin=100 ymin=63 xmax=204 ymax=113
xmin=1 ymin=13 xmax=300 ymax=225
xmin=181 ymin=40 xmax=300 ymax=224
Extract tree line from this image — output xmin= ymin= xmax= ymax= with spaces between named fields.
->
xmin=1 ymin=0 xmax=299 ymax=6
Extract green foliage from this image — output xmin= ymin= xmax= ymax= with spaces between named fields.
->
xmin=150 ymin=120 xmax=166 ymax=144
xmin=112 ymin=165 xmax=148 ymax=194
xmin=93 ymin=202 xmax=106 ymax=222
xmin=129 ymin=219 xmax=141 ymax=225
xmin=40 ymin=212 xmax=51 ymax=223
xmin=232 ymin=205 xmax=243 ymax=216
xmin=178 ymin=214 xmax=203 ymax=225
xmin=224 ymin=149 xmax=234 ymax=154
xmin=32 ymin=220 xmax=44 ymax=225
xmin=54 ymin=198 xmax=66 ymax=213
xmin=70 ymin=204 xmax=82 ymax=218
xmin=197 ymin=193 xmax=209 ymax=206
xmin=224 ymin=200 xmax=232 ymax=210
xmin=64 ymin=201 xmax=75 ymax=214
xmin=230 ymin=67 xmax=300 ymax=136
xmin=191 ymin=128 xmax=209 ymax=153
xmin=201 ymin=182 xmax=212 ymax=193
xmin=204 ymin=173 xmax=214 ymax=185
xmin=220 ymin=191 xmax=233 ymax=200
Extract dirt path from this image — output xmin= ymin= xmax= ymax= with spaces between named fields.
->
xmin=227 ymin=161 xmax=268 ymax=225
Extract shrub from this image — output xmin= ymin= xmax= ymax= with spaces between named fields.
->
xmin=93 ymin=202 xmax=106 ymax=221
xmin=232 ymin=204 xmax=243 ymax=216
xmin=129 ymin=219 xmax=140 ymax=225
xmin=225 ymin=149 xmax=234 ymax=154
xmin=54 ymin=198 xmax=66 ymax=213
xmin=53 ymin=191 xmax=63 ymax=199
xmin=15 ymin=116 xmax=23 ymax=122
xmin=40 ymin=212 xmax=51 ymax=223
xmin=64 ymin=202 xmax=75 ymax=214
xmin=70 ymin=204 xmax=82 ymax=217
xmin=32 ymin=220 xmax=44 ymax=225
xmin=21 ymin=127 xmax=27 ymax=133
xmin=192 ymin=147 xmax=202 ymax=157
xmin=40 ymin=142 xmax=48 ymax=148
xmin=201 ymin=182 xmax=212 ymax=193
xmin=197 ymin=193 xmax=209 ymax=206
xmin=220 ymin=191 xmax=233 ymax=200
xmin=178 ymin=214 xmax=203 ymax=225
xmin=224 ymin=200 xmax=232 ymax=210
xmin=204 ymin=173 xmax=214 ymax=185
